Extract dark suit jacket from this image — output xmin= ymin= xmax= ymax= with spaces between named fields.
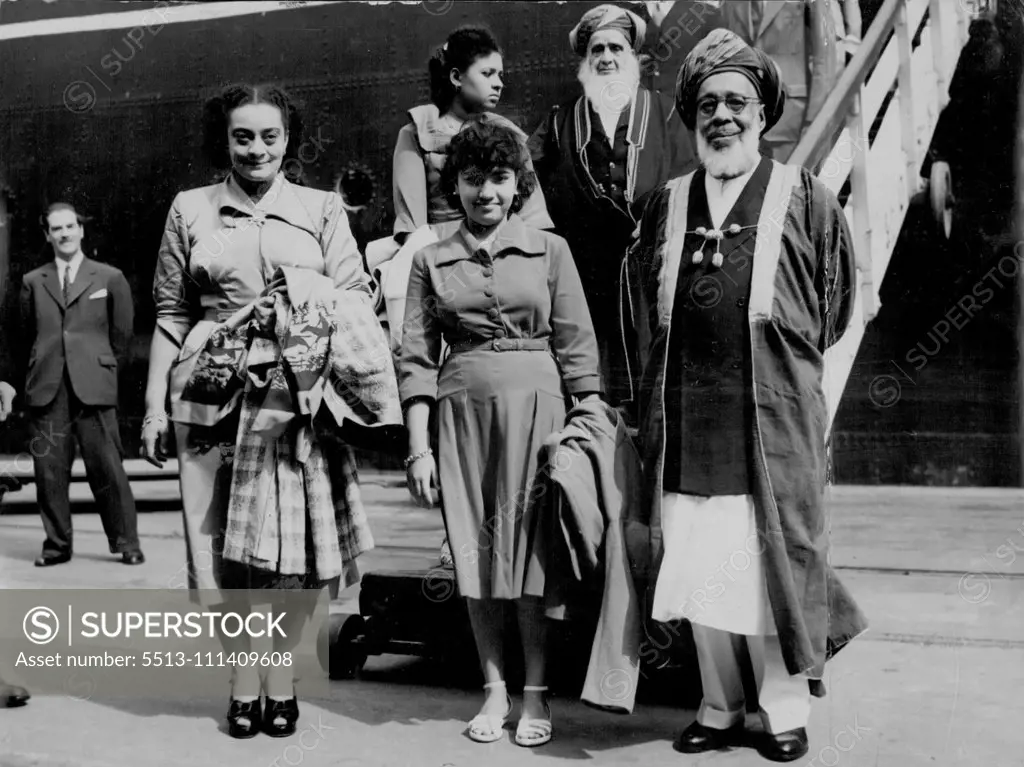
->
xmin=719 ymin=0 xmax=843 ymax=158
xmin=19 ymin=257 xmax=134 ymax=408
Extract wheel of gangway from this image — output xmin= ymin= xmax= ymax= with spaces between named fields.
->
xmin=318 ymin=613 xmax=368 ymax=680
xmin=929 ymin=161 xmax=954 ymax=239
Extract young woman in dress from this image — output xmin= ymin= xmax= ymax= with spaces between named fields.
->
xmin=400 ymin=117 xmax=601 ymax=747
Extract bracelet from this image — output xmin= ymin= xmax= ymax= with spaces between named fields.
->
xmin=404 ymin=448 xmax=433 ymax=468
xmin=142 ymin=412 xmax=169 ymax=429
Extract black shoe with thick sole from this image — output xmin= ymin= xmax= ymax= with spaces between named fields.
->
xmin=757 ymin=727 xmax=809 ymax=762
xmin=674 ymin=721 xmax=744 ymax=754
xmin=34 ymin=553 xmax=71 ymax=567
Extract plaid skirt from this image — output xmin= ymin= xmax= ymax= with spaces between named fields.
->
xmin=174 ymin=414 xmax=367 ymax=605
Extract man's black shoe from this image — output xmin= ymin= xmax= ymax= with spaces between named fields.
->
xmin=1 ymin=682 xmax=30 ymax=707
xmin=673 ymin=721 xmax=744 ymax=754
xmin=122 ymin=551 xmax=145 ymax=565
xmin=757 ymin=727 xmax=809 ymax=762
xmin=34 ymin=553 xmax=71 ymax=567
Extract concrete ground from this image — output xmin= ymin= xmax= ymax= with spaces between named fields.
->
xmin=0 ymin=463 xmax=1023 ymax=766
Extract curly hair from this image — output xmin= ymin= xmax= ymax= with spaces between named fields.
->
xmin=428 ymin=25 xmax=502 ymax=113
xmin=439 ymin=115 xmax=537 ymax=216
xmin=202 ymin=83 xmax=305 ymax=171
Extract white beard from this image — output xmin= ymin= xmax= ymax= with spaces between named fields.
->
xmin=578 ymin=53 xmax=641 ymax=138
xmin=697 ymin=123 xmax=762 ymax=180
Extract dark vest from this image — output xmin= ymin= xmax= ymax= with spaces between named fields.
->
xmin=663 ymin=157 xmax=773 ymax=496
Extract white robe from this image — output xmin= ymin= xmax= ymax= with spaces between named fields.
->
xmin=650 ymin=165 xmax=775 ymax=637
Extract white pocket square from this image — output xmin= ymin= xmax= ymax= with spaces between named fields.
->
xmin=88 ymin=289 xmax=108 ymax=300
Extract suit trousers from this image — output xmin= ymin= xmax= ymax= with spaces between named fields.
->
xmin=31 ymin=374 xmax=139 ymax=557
xmin=691 ymin=622 xmax=811 ymax=735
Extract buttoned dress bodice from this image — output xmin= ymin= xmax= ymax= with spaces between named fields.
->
xmin=398 ymin=215 xmax=601 ymax=600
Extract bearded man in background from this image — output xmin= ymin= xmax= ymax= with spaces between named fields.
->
xmin=529 ymin=4 xmax=696 ymax=406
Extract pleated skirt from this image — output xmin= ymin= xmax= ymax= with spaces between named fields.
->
xmin=436 ymin=348 xmax=566 ymax=600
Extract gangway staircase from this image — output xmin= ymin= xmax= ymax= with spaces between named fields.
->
xmin=801 ymin=0 xmax=985 ymax=433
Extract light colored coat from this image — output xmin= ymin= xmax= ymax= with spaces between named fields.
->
xmin=542 ymin=399 xmax=647 ymax=714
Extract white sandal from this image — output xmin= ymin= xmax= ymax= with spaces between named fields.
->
xmin=467 ymin=681 xmax=512 ymax=743
xmin=515 ymin=685 xmax=553 ymax=747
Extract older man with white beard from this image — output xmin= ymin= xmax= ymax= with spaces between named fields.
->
xmin=622 ymin=29 xmax=867 ymax=762
xmin=529 ymin=4 xmax=696 ymax=406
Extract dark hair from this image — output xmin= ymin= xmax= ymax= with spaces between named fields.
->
xmin=428 ymin=25 xmax=502 ymax=112
xmin=39 ymin=202 xmax=86 ymax=229
xmin=201 ymin=83 xmax=305 ymax=173
xmin=439 ymin=115 xmax=537 ymax=216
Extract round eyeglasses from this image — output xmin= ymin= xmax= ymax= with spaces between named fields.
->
xmin=696 ymin=96 xmax=762 ymax=117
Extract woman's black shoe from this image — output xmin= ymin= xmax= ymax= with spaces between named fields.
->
xmin=262 ymin=697 xmax=299 ymax=738
xmin=227 ymin=698 xmax=262 ymax=739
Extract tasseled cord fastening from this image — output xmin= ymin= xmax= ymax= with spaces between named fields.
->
xmin=690 ymin=223 xmax=747 ymax=269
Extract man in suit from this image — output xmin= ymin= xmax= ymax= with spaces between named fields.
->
xmin=719 ymin=0 xmax=853 ymax=164
xmin=18 ymin=202 xmax=143 ymax=566
xmin=0 ymin=380 xmax=30 ymax=706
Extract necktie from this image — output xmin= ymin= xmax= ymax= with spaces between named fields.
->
xmin=62 ymin=263 xmax=71 ymax=305
xmin=750 ymin=0 xmax=764 ymax=39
